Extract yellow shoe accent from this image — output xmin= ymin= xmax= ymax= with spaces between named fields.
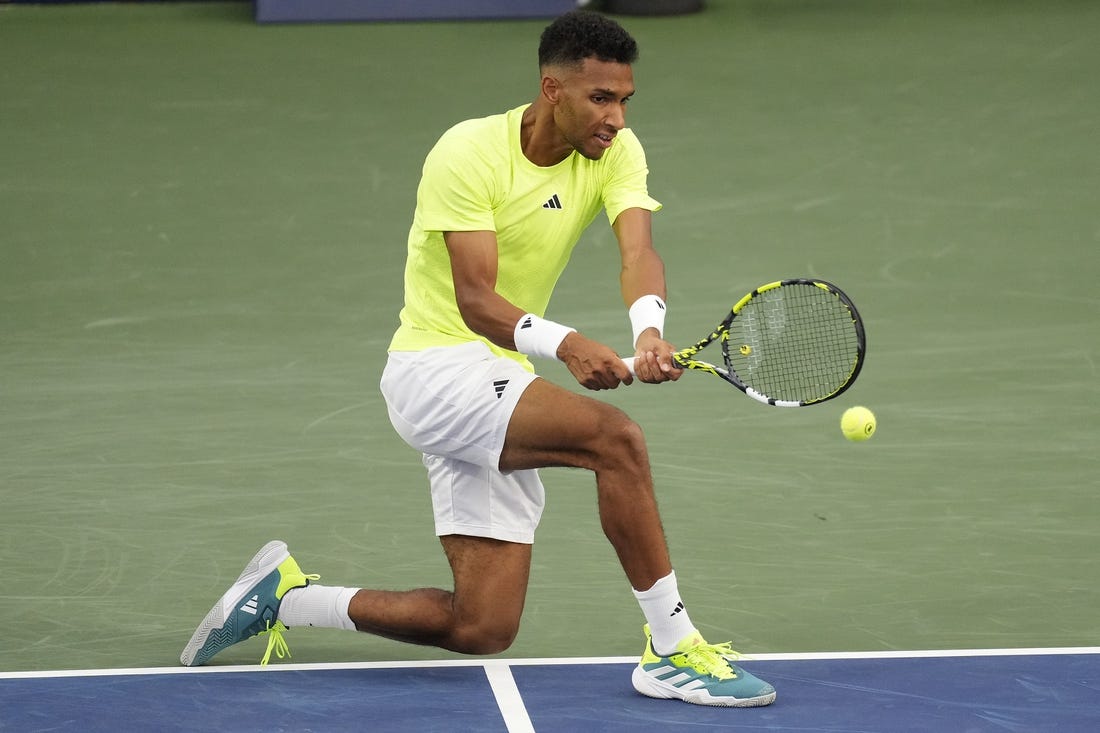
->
xmin=275 ymin=556 xmax=320 ymax=599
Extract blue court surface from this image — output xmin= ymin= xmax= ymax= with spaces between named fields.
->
xmin=2 ymin=649 xmax=1098 ymax=732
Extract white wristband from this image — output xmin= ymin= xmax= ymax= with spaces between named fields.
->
xmin=628 ymin=294 xmax=666 ymax=347
xmin=513 ymin=313 xmax=576 ymax=361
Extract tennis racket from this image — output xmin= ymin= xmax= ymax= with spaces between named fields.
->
xmin=624 ymin=279 xmax=866 ymax=407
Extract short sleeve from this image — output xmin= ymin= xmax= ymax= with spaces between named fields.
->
xmin=417 ymin=125 xmax=500 ymax=233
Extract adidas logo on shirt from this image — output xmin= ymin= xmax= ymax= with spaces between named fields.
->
xmin=542 ymin=194 xmax=562 ymax=210
xmin=493 ymin=379 xmax=509 ymax=399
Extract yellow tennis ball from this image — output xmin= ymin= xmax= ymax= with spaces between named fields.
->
xmin=841 ymin=406 xmax=876 ymax=441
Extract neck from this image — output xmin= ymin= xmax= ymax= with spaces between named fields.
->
xmin=520 ymin=99 xmax=572 ymax=167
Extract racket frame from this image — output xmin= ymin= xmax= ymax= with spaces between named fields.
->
xmin=671 ymin=279 xmax=866 ymax=407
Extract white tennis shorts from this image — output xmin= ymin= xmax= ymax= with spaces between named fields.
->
xmin=380 ymin=341 xmax=545 ymax=544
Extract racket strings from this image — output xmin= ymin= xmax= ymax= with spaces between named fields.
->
xmin=724 ymin=284 xmax=860 ymax=402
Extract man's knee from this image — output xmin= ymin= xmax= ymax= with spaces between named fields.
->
xmin=452 ymin=618 xmax=519 ymax=655
xmin=595 ymin=408 xmax=649 ymax=470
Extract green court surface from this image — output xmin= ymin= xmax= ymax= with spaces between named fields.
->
xmin=1 ymin=1 xmax=1097 ymax=673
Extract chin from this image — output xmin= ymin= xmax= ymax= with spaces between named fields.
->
xmin=577 ymin=146 xmax=607 ymax=161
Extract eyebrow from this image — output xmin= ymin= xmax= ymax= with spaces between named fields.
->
xmin=592 ymin=87 xmax=635 ymax=99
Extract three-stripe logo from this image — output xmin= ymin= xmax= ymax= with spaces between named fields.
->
xmin=542 ymin=194 xmax=562 ymax=210
xmin=239 ymin=595 xmax=260 ymax=615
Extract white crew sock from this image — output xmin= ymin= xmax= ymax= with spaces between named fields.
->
xmin=632 ymin=570 xmax=697 ymax=656
xmin=277 ymin=584 xmax=358 ymax=631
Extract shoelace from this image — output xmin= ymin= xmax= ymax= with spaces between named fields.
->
xmin=678 ymin=640 xmax=743 ymax=680
xmin=255 ymin=572 xmax=319 ymax=666
xmin=259 ymin=620 xmax=291 ymax=666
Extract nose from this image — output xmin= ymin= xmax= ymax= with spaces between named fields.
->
xmin=606 ymin=102 xmax=626 ymax=131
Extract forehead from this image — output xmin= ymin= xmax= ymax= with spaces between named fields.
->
xmin=560 ymin=57 xmax=635 ymax=95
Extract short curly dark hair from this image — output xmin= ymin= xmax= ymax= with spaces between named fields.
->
xmin=538 ymin=10 xmax=639 ymax=69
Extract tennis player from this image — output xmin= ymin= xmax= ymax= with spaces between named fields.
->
xmin=181 ymin=9 xmax=775 ymax=708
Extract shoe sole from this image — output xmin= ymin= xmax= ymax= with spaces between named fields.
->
xmin=179 ymin=540 xmax=290 ymax=667
xmin=631 ymin=665 xmax=777 ymax=707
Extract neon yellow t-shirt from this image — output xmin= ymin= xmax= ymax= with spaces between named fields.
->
xmin=388 ymin=104 xmax=662 ymax=370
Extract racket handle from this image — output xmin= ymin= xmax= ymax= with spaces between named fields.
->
xmin=621 ymin=355 xmax=687 ymax=376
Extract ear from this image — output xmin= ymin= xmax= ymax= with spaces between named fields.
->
xmin=540 ymin=74 xmax=562 ymax=105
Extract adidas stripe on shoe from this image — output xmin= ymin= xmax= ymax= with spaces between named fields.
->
xmin=179 ymin=540 xmax=318 ymax=667
xmin=631 ymin=624 xmax=776 ymax=707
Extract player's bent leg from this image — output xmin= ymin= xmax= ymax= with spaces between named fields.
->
xmin=347 ymin=535 xmax=531 ymax=655
xmin=501 ymin=379 xmax=777 ymax=708
xmin=501 ymin=378 xmax=672 ymax=591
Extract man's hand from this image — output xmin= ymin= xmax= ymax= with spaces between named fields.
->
xmin=557 ymin=332 xmax=634 ymax=390
xmin=632 ymin=330 xmax=683 ymax=384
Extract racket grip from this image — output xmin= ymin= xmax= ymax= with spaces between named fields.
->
xmin=621 ymin=356 xmax=637 ymax=376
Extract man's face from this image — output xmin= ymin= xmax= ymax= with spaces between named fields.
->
xmin=549 ymin=57 xmax=635 ymax=161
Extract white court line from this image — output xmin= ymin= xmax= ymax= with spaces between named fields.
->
xmin=4 ymin=647 xmax=1099 ymax=732
xmin=484 ymin=661 xmax=535 ymax=733
xmin=2 ymin=646 xmax=1098 ymax=680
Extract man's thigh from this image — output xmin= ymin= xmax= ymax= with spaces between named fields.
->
xmin=500 ymin=377 xmax=629 ymax=473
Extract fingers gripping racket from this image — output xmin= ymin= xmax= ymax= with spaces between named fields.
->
xmin=625 ymin=279 xmax=866 ymax=407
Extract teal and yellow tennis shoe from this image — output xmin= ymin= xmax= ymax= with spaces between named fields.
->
xmin=631 ymin=624 xmax=776 ymax=707
xmin=180 ymin=540 xmax=318 ymax=667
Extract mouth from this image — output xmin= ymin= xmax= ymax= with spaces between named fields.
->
xmin=594 ymin=131 xmax=615 ymax=149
